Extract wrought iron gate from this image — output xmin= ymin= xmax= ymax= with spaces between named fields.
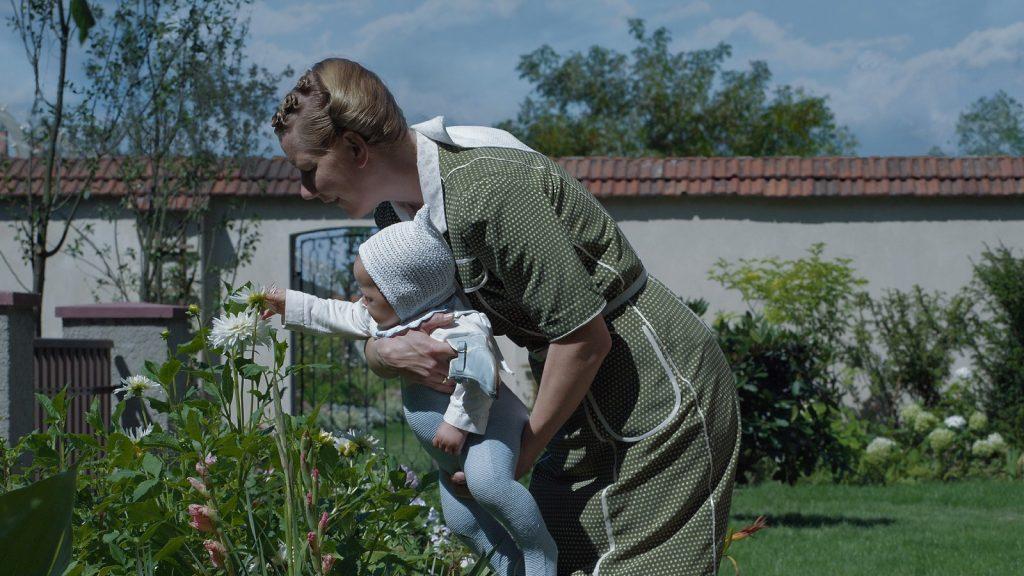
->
xmin=291 ymin=227 xmax=430 ymax=469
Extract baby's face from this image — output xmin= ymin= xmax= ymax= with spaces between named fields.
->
xmin=353 ymin=257 xmax=400 ymax=329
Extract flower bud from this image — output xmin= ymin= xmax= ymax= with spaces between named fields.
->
xmin=319 ymin=511 xmax=329 ymax=532
xmin=188 ymin=476 xmax=209 ymax=497
xmin=203 ymin=540 xmax=227 ymax=568
xmin=322 ymin=553 xmax=336 ymax=573
xmin=307 ymin=531 xmax=319 ymax=554
xmin=188 ymin=303 xmax=200 ymax=315
xmin=188 ymin=504 xmax=217 ymax=533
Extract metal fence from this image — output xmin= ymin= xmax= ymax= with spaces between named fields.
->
xmin=33 ymin=338 xmax=114 ymax=434
xmin=292 ymin=227 xmax=431 ymax=469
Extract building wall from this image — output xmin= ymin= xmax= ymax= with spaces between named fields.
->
xmin=605 ymin=196 xmax=1024 ymax=314
xmin=3 ymin=194 xmax=1023 ymax=407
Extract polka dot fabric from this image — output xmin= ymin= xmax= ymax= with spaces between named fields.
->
xmin=374 ymin=145 xmax=741 ymax=575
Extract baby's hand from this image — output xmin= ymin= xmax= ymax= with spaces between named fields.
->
xmin=433 ymin=422 xmax=468 ymax=455
xmin=262 ymin=288 xmax=286 ymax=320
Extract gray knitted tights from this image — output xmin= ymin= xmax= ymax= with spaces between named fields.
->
xmin=402 ymin=382 xmax=558 ymax=576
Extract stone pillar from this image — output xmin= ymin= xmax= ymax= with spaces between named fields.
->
xmin=0 ymin=292 xmax=40 ymax=445
xmin=56 ymin=303 xmax=189 ymax=429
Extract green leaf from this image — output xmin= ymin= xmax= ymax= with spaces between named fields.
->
xmin=70 ymin=0 xmax=96 ymax=44
xmin=154 ymin=535 xmax=187 ymax=561
xmin=177 ymin=331 xmax=207 ymax=356
xmin=240 ymin=363 xmax=268 ymax=379
xmin=158 ymin=359 xmax=182 ymax=387
xmin=390 ymin=505 xmax=423 ymax=522
xmin=141 ymin=453 xmax=163 ymax=478
xmin=220 ymin=367 xmax=234 ymax=405
xmin=35 ymin=393 xmax=59 ymax=421
xmin=132 ymin=478 xmax=161 ymax=502
xmin=0 ymin=469 xmax=76 ymax=575
xmin=126 ymin=500 xmax=163 ymax=524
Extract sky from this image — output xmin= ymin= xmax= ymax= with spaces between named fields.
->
xmin=2 ymin=0 xmax=1023 ymax=156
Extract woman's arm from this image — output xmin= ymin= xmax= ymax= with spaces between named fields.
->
xmin=515 ymin=314 xmax=612 ymax=479
xmin=364 ymin=314 xmax=459 ymax=393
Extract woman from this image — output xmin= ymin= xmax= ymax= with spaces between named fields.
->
xmin=272 ymin=58 xmax=741 ymax=576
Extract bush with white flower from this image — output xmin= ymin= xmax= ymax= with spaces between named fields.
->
xmin=0 ymin=283 xmax=488 ymax=576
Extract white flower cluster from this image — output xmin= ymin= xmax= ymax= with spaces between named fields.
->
xmin=899 ymin=404 xmax=939 ymax=434
xmin=968 ymin=411 xmax=988 ymax=432
xmin=864 ymin=437 xmax=898 ymax=466
xmin=114 ymin=375 xmax=161 ymax=400
xmin=943 ymin=415 xmax=966 ymax=430
xmin=971 ymin=433 xmax=1008 ymax=459
xmin=209 ymin=310 xmax=272 ymax=351
xmin=124 ymin=423 xmax=153 ymax=443
xmin=425 ymin=507 xmax=452 ymax=552
xmin=926 ymin=428 xmax=956 ymax=452
xmin=229 ymin=285 xmax=272 ymax=309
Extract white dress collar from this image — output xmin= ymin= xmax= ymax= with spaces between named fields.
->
xmin=393 ymin=116 xmax=537 ymax=234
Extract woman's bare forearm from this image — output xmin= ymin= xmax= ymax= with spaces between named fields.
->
xmin=529 ymin=316 xmax=612 ymax=448
xmin=364 ymin=338 xmax=400 ymax=378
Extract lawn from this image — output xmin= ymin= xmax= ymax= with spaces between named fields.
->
xmin=719 ymin=480 xmax=1024 ymax=576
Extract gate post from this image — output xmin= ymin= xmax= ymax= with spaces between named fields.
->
xmin=56 ymin=303 xmax=189 ymax=430
xmin=0 ymin=292 xmax=40 ymax=445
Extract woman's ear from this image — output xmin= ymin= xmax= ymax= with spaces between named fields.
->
xmin=342 ymin=131 xmax=370 ymax=169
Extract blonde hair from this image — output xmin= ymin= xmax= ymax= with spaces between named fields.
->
xmin=271 ymin=58 xmax=407 ymax=155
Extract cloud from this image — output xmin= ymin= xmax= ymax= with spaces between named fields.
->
xmin=352 ymin=0 xmax=522 ymax=56
xmin=684 ymin=11 xmax=910 ymax=72
xmin=249 ymin=1 xmax=368 ymax=38
xmin=657 ymin=1 xmax=711 ymax=23
xmin=678 ymin=11 xmax=1024 ymax=153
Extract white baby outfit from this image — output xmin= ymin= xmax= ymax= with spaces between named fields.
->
xmin=282 ymin=206 xmax=557 ymax=576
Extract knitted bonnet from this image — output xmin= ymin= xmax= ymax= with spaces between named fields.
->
xmin=357 ymin=207 xmax=458 ymax=322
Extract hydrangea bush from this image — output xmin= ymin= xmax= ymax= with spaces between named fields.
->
xmin=0 ymin=284 xmax=486 ymax=575
xmin=855 ymin=396 xmax=1022 ymax=484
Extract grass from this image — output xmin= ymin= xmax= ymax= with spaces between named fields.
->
xmin=718 ymin=480 xmax=1024 ymax=576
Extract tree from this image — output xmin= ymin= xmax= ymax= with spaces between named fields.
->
xmin=5 ymin=0 xmax=97 ymax=333
xmin=67 ymin=0 xmax=288 ymax=306
xmin=497 ymin=19 xmax=857 ymax=157
xmin=956 ymin=90 xmax=1024 ymax=156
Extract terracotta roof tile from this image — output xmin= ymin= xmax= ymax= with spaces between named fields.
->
xmin=4 ymin=155 xmax=1024 ymax=200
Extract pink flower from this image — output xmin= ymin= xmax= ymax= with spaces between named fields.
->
xmin=319 ymin=511 xmax=329 ymax=532
xmin=307 ymin=531 xmax=319 ymax=554
xmin=195 ymin=461 xmax=208 ymax=477
xmin=321 ymin=553 xmax=336 ymax=573
xmin=203 ymin=540 xmax=227 ymax=568
xmin=204 ymin=452 xmax=217 ymax=466
xmin=312 ymin=467 xmax=320 ymax=482
xmin=188 ymin=476 xmax=209 ymax=497
xmin=188 ymin=504 xmax=217 ymax=533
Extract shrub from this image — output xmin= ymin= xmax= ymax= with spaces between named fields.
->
xmin=0 ymin=285 xmax=477 ymax=575
xmin=848 ymin=286 xmax=971 ymax=421
xmin=715 ymin=311 xmax=850 ymax=484
xmin=967 ymin=243 xmax=1024 ymax=446
xmin=710 ymin=242 xmax=866 ymax=395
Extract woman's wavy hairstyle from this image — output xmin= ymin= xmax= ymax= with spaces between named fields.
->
xmin=271 ymin=58 xmax=407 ymax=155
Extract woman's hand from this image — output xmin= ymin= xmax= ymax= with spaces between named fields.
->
xmin=364 ymin=312 xmax=458 ymax=393
xmin=514 ymin=424 xmax=544 ymax=480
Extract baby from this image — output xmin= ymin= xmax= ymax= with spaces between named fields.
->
xmin=269 ymin=208 xmax=557 ymax=576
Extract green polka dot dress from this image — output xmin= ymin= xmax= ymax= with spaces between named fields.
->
xmin=375 ymin=144 xmax=741 ymax=575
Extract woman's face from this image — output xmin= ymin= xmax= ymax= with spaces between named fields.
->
xmin=279 ymin=122 xmax=378 ymax=217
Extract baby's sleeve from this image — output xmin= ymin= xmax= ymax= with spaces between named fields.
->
xmin=444 ymin=382 xmax=493 ymax=435
xmin=282 ymin=289 xmax=374 ymax=338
